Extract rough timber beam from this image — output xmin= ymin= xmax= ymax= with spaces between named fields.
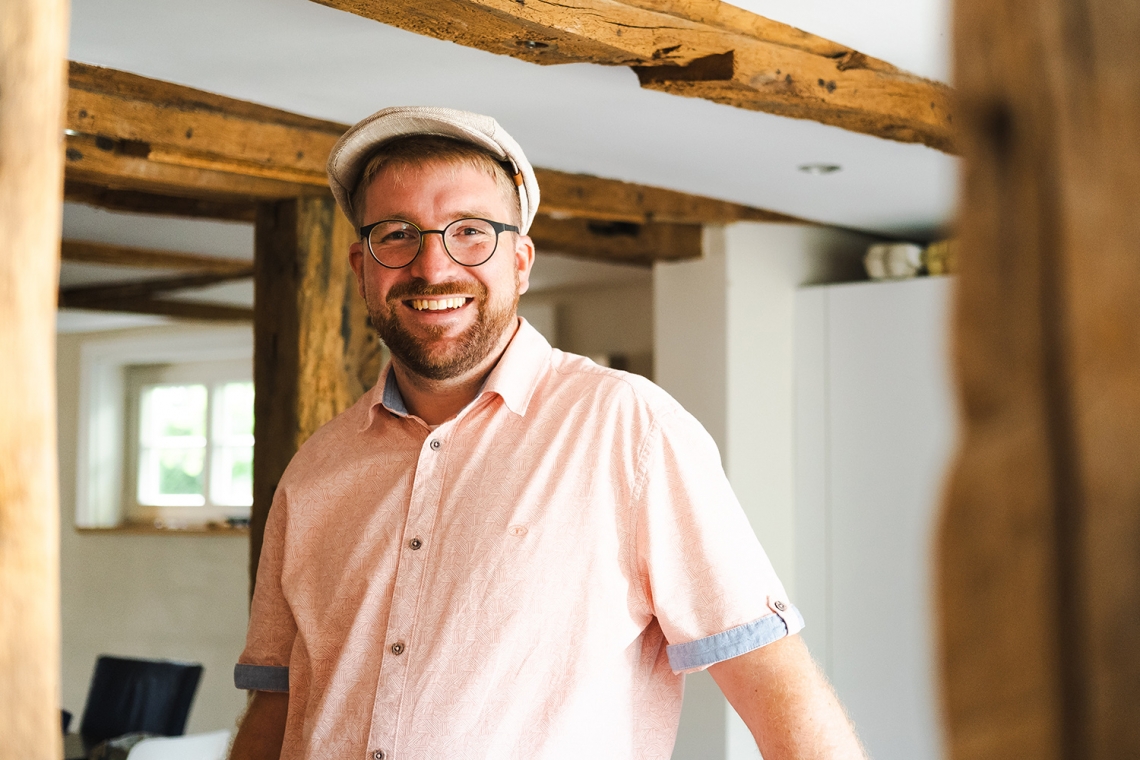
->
xmin=64 ymin=181 xmax=257 ymax=222
xmin=309 ymin=0 xmax=955 ymax=153
xmin=67 ymin=62 xmax=341 ymax=187
xmin=529 ymin=217 xmax=701 ymax=266
xmin=65 ymin=62 xmax=811 ymax=264
xmin=59 ymin=269 xmax=253 ymax=309
xmin=940 ymin=0 xmax=1140 ymax=755
xmin=62 ymin=239 xmax=252 ymax=273
xmin=533 ymin=168 xmax=800 ymax=225
xmin=251 ymin=198 xmax=378 ymax=588
xmin=59 ymin=298 xmax=255 ymax=323
xmin=1 ymin=0 xmax=67 ymax=756
xmin=63 ymin=131 xmax=321 ymax=203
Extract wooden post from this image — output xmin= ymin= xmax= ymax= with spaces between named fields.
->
xmin=0 ymin=0 xmax=68 ymax=757
xmin=940 ymin=0 xmax=1140 ymax=758
xmin=250 ymin=196 xmax=378 ymax=589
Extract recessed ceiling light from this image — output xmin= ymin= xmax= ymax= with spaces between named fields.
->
xmin=798 ymin=163 xmax=842 ymax=175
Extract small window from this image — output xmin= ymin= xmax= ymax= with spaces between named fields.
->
xmin=125 ymin=359 xmax=253 ymax=525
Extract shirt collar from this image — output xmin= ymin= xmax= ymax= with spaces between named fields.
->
xmin=360 ymin=367 xmax=396 ymax=431
xmin=361 ymin=317 xmax=552 ymax=430
xmin=480 ymin=317 xmax=551 ymax=417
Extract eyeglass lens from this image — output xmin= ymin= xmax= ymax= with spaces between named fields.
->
xmin=368 ymin=218 xmax=501 ymax=268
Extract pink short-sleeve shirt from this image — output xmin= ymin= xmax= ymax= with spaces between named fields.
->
xmin=236 ymin=319 xmax=802 ymax=760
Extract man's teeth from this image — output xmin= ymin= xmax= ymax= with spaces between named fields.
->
xmin=410 ymin=297 xmax=466 ymax=311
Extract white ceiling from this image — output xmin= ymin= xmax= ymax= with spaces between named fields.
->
xmin=61 ymin=203 xmax=255 ymax=261
xmin=66 ymin=0 xmax=957 ymax=237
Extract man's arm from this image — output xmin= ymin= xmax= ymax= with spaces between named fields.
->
xmin=229 ymin=691 xmax=288 ymax=760
xmin=708 ymin=634 xmax=866 ymax=760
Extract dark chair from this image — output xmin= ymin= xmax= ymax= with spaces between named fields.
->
xmin=78 ymin=655 xmax=204 ymax=746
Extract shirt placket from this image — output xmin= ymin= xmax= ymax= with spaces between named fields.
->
xmin=365 ymin=425 xmax=450 ymax=760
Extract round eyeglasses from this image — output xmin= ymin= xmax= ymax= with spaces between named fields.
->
xmin=359 ymin=217 xmax=520 ymax=269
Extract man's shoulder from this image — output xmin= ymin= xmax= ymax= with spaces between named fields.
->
xmin=537 ymin=350 xmax=721 ymax=475
xmin=279 ymin=388 xmax=378 ymax=482
xmin=543 ymin=349 xmax=683 ymax=419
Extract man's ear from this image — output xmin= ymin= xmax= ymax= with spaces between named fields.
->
xmin=514 ymin=234 xmax=536 ymax=296
xmin=349 ymin=240 xmax=367 ymax=300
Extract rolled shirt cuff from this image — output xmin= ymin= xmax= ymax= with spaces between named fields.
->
xmin=666 ymin=603 xmax=805 ymax=674
xmin=234 ymin=663 xmax=289 ymax=692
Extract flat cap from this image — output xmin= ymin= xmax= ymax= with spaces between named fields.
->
xmin=327 ymin=106 xmax=540 ymax=234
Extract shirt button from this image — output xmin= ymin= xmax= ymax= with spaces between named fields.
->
xmin=372 ymin=751 xmax=385 ymax=760
xmin=391 ymin=641 xmax=405 ymax=656
xmin=409 ymin=537 xmax=423 ymax=550
xmin=429 ymin=439 xmax=441 ymax=450
xmin=774 ymin=600 xmax=787 ymax=612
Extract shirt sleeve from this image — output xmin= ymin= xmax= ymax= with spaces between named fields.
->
xmin=632 ymin=407 xmax=804 ymax=675
xmin=234 ymin=488 xmax=295 ymax=692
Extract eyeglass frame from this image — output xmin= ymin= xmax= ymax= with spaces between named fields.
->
xmin=358 ymin=217 xmax=521 ymax=269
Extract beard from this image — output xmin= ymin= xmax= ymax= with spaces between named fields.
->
xmin=367 ymin=274 xmax=519 ymax=381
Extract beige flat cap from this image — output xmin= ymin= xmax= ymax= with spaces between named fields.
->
xmin=326 ymin=106 xmax=540 ymax=234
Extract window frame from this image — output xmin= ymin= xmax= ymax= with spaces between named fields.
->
xmin=124 ymin=358 xmax=254 ymax=524
xmin=76 ymin=326 xmax=252 ymax=528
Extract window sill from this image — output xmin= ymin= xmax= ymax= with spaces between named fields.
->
xmin=75 ymin=520 xmax=249 ymax=536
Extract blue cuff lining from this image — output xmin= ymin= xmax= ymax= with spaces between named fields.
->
xmin=234 ymin=664 xmax=289 ymax=692
xmin=666 ymin=605 xmax=805 ymax=673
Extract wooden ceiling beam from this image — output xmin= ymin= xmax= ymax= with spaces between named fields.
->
xmin=68 ymin=62 xmax=340 ymax=185
xmin=62 ymin=239 xmax=252 ymax=273
xmin=528 ymin=216 xmax=701 ymax=267
xmin=64 ymin=62 xmax=819 ymax=264
xmin=58 ymin=237 xmax=256 ymax=329
xmin=60 ymin=298 xmax=254 ymax=322
xmin=310 ymin=0 xmax=955 ymax=153
xmin=66 ymin=62 xmax=806 ymax=222
xmin=64 ymin=131 xmax=320 ymax=203
xmin=64 ymin=181 xmax=256 ymax=222
xmin=59 ymin=269 xmax=253 ymax=309
xmin=533 ymin=168 xmax=801 ymax=225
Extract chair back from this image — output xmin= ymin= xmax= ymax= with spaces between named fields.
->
xmin=79 ymin=655 xmax=204 ymax=744
xmin=125 ymin=730 xmax=231 ymax=760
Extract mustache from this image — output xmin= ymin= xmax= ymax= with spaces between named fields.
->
xmin=386 ymin=278 xmax=488 ymax=303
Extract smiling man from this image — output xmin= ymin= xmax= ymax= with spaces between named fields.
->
xmin=229 ymin=107 xmax=865 ymax=760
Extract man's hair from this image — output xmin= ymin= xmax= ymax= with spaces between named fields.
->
xmin=349 ymin=135 xmax=523 ymax=229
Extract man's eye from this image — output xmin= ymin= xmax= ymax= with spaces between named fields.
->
xmin=380 ymin=230 xmax=413 ymax=243
xmin=455 ymin=225 xmax=488 ymax=237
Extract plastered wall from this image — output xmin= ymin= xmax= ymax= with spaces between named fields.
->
xmin=519 ymin=280 xmax=654 ymax=376
xmin=57 ymin=329 xmax=251 ymax=734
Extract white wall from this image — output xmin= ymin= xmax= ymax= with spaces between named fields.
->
xmin=57 ymin=328 xmax=251 ymax=735
xmin=520 ymin=280 xmax=654 ymax=377
xmin=655 ymin=222 xmax=871 ymax=760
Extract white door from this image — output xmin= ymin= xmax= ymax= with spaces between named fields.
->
xmin=795 ymin=277 xmax=955 ymax=760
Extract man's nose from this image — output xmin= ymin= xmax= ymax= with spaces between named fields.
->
xmin=407 ymin=231 xmax=457 ymax=280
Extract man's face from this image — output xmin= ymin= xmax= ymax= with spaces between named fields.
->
xmin=349 ymin=159 xmax=535 ymax=381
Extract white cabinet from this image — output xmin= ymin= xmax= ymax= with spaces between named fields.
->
xmin=794 ymin=277 xmax=956 ymax=760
